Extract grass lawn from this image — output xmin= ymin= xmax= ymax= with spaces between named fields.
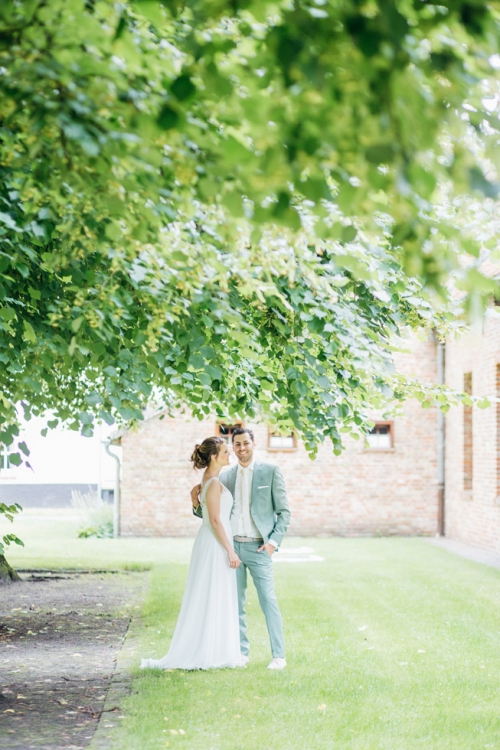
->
xmin=6 ymin=508 xmax=192 ymax=569
xmin=117 ymin=538 xmax=500 ymax=750
xmin=6 ymin=511 xmax=500 ymax=749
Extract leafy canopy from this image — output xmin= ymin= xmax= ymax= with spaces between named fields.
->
xmin=0 ymin=0 xmax=499 ymax=481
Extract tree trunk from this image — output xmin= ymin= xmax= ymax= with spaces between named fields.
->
xmin=0 ymin=554 xmax=21 ymax=583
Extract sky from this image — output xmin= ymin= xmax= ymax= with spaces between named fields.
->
xmin=0 ymin=417 xmax=120 ymax=489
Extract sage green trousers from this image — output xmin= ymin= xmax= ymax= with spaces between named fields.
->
xmin=233 ymin=540 xmax=285 ymax=659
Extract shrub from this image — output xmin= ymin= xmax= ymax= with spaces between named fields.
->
xmin=71 ymin=488 xmax=113 ymax=539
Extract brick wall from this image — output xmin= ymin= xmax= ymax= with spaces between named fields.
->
xmin=444 ymin=312 xmax=500 ymax=552
xmin=120 ymin=337 xmax=439 ymax=538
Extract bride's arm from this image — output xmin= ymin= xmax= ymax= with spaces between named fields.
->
xmin=206 ymin=481 xmax=240 ymax=569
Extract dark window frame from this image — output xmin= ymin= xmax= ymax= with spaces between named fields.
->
xmin=215 ymin=420 xmax=244 ymax=443
xmin=0 ymin=447 xmax=11 ymax=472
xmin=365 ymin=421 xmax=394 ymax=451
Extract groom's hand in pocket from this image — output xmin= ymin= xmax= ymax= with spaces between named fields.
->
xmin=258 ymin=543 xmax=275 ymax=557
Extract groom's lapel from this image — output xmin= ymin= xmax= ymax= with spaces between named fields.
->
xmin=225 ymin=465 xmax=237 ymax=517
xmin=225 ymin=465 xmax=238 ymax=497
xmin=251 ymin=462 xmax=263 ymax=505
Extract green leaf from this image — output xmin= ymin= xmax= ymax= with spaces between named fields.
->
xmin=28 ymin=286 xmax=41 ymax=300
xmin=205 ymin=365 xmax=223 ymax=381
xmin=336 ymin=183 xmax=358 ymax=214
xmin=365 ymin=144 xmax=395 ymax=164
xmin=189 ymin=353 xmax=205 ymax=370
xmin=71 ymin=316 xmax=85 ymax=333
xmin=85 ymin=391 xmax=102 ymax=406
xmin=477 ymin=398 xmax=491 ymax=409
xmin=99 ymin=411 xmax=115 ymax=425
xmin=0 ymin=307 xmax=16 ymax=322
xmin=222 ymin=192 xmax=244 ymax=218
xmin=460 ymin=269 xmax=498 ymax=294
xmin=320 ymin=392 xmax=335 ymax=405
xmin=462 ymin=239 xmax=480 ymax=258
xmin=198 ymin=372 xmax=211 ymax=386
xmin=298 ymin=179 xmax=331 ymax=202
xmin=316 ymin=376 xmax=331 ymax=389
xmin=171 ymin=75 xmax=196 ymax=101
xmin=469 ymin=167 xmax=500 ymax=199
xmin=223 ymin=137 xmax=253 ymax=165
xmin=342 ymin=225 xmax=357 ymax=243
xmin=157 ymin=105 xmax=179 ymax=130
xmin=408 ymin=165 xmax=437 ymax=199
xmin=294 ymin=381 xmax=308 ymax=396
xmin=78 ymin=411 xmax=94 ymax=424
xmin=23 ymin=320 xmax=36 ymax=344
xmin=18 ymin=441 xmax=30 ymax=457
xmin=133 ymin=1 xmax=165 ymax=27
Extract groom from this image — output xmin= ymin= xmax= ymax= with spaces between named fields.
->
xmin=192 ymin=427 xmax=291 ymax=670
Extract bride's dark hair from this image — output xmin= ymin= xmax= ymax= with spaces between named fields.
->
xmin=190 ymin=437 xmax=225 ymax=469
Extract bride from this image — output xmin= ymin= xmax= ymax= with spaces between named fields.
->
xmin=140 ymin=436 xmax=242 ymax=670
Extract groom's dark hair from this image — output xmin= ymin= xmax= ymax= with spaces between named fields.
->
xmin=231 ymin=427 xmax=255 ymax=443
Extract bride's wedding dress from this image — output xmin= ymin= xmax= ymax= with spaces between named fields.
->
xmin=140 ymin=477 xmax=241 ymax=670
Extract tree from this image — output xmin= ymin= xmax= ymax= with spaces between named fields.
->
xmin=0 ymin=502 xmax=22 ymax=581
xmin=1 ymin=1 xmax=499 ymax=577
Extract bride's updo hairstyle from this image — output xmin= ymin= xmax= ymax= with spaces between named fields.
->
xmin=190 ymin=436 xmax=225 ymax=469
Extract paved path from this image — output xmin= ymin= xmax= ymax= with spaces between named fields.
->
xmin=427 ymin=536 xmax=500 ymax=569
xmin=0 ymin=571 xmax=147 ymax=750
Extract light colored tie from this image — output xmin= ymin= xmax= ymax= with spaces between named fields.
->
xmin=241 ymin=466 xmax=252 ymax=535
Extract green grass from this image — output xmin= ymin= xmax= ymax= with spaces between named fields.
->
xmin=7 ymin=511 xmax=500 ymax=749
xmin=116 ymin=538 xmax=500 ymax=750
xmin=6 ymin=508 xmax=193 ymax=569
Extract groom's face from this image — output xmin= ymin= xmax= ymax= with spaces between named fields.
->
xmin=232 ymin=433 xmax=255 ymax=467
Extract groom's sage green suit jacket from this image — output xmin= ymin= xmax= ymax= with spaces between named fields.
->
xmin=196 ymin=462 xmax=291 ymax=547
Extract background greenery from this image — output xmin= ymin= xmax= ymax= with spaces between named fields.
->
xmin=1 ymin=0 xmax=500 ymax=553
xmin=1 ymin=0 xmax=499 ymax=460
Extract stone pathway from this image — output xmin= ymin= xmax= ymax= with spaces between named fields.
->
xmin=0 ymin=570 xmax=147 ymax=750
xmin=427 ymin=536 xmax=500 ymax=569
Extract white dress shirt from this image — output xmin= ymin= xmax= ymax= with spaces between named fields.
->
xmin=231 ymin=459 xmax=262 ymax=539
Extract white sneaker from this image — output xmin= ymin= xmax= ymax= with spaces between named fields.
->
xmin=267 ymin=657 xmax=286 ymax=670
xmin=237 ymin=654 xmax=249 ymax=667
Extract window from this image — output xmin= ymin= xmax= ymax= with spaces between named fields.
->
xmin=366 ymin=422 xmax=393 ymax=450
xmin=0 ymin=447 xmax=13 ymax=475
xmin=464 ymin=372 xmax=473 ymax=491
xmin=215 ymin=421 xmax=244 ymax=443
xmin=268 ymin=431 xmax=297 ymax=451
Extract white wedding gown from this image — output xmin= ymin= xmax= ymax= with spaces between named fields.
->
xmin=140 ymin=477 xmax=241 ymax=670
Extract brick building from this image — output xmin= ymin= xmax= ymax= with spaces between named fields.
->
xmin=444 ymin=309 xmax=500 ymax=552
xmin=117 ymin=335 xmax=441 ymax=538
xmin=103 ymin=307 xmax=500 ymax=550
